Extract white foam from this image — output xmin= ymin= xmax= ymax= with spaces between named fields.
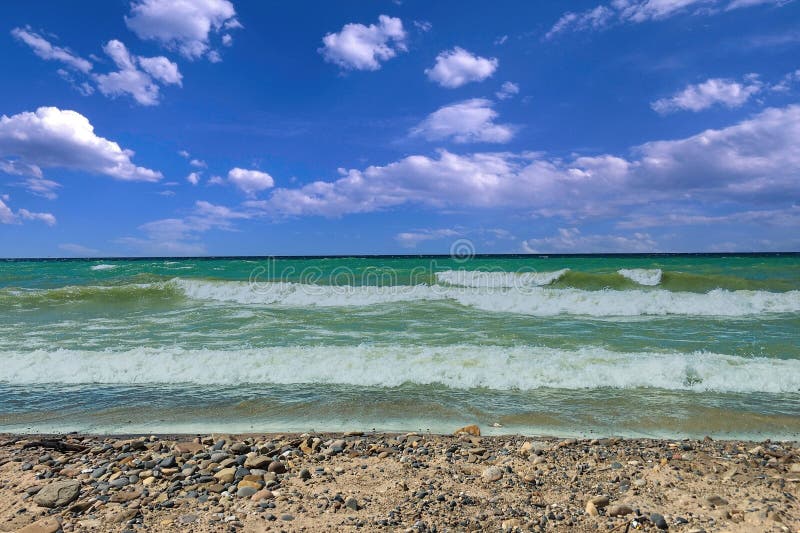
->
xmin=90 ymin=264 xmax=117 ymax=271
xmin=618 ymin=268 xmax=662 ymax=286
xmin=2 ymin=345 xmax=799 ymax=393
xmin=174 ymin=279 xmax=800 ymax=317
xmin=436 ymin=269 xmax=569 ymax=288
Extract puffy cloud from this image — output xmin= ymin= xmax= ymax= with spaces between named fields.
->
xmin=264 ymin=104 xmax=800 ymax=218
xmin=227 ymin=167 xmax=275 ymax=196
xmin=11 ymin=27 xmax=93 ymax=73
xmin=125 ymin=0 xmax=239 ymax=60
xmin=495 ymin=81 xmax=520 ymax=100
xmin=425 ymin=47 xmax=498 ymax=88
xmin=94 ymin=40 xmax=182 ymax=106
xmin=522 ymin=228 xmax=656 ymax=253
xmin=652 ymin=77 xmax=762 ymax=113
xmin=187 ymin=172 xmax=201 ymax=185
xmin=190 ymin=158 xmax=207 ymax=168
xmin=546 ymin=0 xmax=789 ymax=38
xmin=0 ymin=107 xmax=162 ymax=187
xmin=0 ymin=197 xmax=56 ymax=226
xmin=319 ymin=15 xmax=406 ymax=71
xmin=410 ymin=99 xmax=515 ymax=144
xmin=396 ymin=228 xmax=459 ymax=248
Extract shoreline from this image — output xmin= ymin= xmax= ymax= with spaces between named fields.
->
xmin=1 ymin=430 xmax=798 ymax=532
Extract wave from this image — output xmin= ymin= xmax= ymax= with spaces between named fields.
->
xmin=2 ymin=278 xmax=799 ymax=317
xmin=436 ymin=269 xmax=569 ymax=288
xmin=90 ymin=264 xmax=117 ymax=271
xmin=618 ymin=268 xmax=662 ymax=286
xmin=1 ymin=345 xmax=798 ymax=393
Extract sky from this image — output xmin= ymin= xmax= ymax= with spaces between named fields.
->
xmin=0 ymin=0 xmax=799 ymax=257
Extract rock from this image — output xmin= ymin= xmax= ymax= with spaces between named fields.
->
xmin=589 ymin=495 xmax=610 ymax=508
xmin=237 ymin=479 xmax=262 ymax=491
xmin=501 ymin=518 xmax=522 ymax=530
xmin=790 ymin=463 xmax=800 ymax=473
xmin=33 ymin=479 xmax=81 ymax=508
xmin=651 ymin=513 xmax=668 ymax=530
xmin=281 ymin=514 xmax=294 ymax=521
xmin=454 ymin=424 xmax=481 ymax=436
xmin=237 ymin=486 xmax=257 ymax=498
xmin=177 ymin=514 xmax=198 ymax=524
xmin=109 ymin=488 xmax=142 ymax=503
xmin=110 ymin=509 xmax=138 ymax=524
xmin=299 ymin=468 xmax=311 ymax=481
xmin=705 ymin=495 xmax=729 ymax=506
xmin=158 ymin=455 xmax=176 ymax=468
xmin=15 ymin=517 xmax=61 ymax=533
xmin=585 ymin=501 xmax=598 ymax=516
xmin=214 ymin=467 xmax=236 ymax=484
xmin=244 ymin=455 xmax=271 ymax=469
xmin=519 ymin=442 xmax=534 ymax=455
xmin=174 ymin=442 xmax=205 ymax=454
xmin=109 ymin=477 xmax=129 ymax=489
xmin=482 ymin=466 xmax=503 ymax=482
xmin=267 ymin=461 xmax=286 ymax=474
xmin=607 ymin=504 xmax=634 ymax=517
xmin=250 ymin=488 xmax=274 ymax=501
xmin=345 ymin=497 xmax=359 ymax=511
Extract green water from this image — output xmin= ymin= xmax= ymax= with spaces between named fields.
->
xmin=0 ymin=254 xmax=798 ymax=438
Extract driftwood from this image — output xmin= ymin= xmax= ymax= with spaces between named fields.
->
xmin=21 ymin=440 xmax=87 ymax=452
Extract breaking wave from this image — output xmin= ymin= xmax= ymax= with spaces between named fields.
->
xmin=618 ymin=268 xmax=662 ymax=286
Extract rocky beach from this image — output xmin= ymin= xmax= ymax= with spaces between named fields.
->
xmin=0 ymin=429 xmax=797 ymax=532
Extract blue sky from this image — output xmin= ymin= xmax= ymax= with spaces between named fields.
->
xmin=1 ymin=0 xmax=798 ymax=257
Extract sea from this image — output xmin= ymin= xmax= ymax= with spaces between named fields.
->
xmin=1 ymin=254 xmax=798 ymax=440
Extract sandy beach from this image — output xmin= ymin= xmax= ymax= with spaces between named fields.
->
xmin=1 ymin=429 xmax=797 ymax=532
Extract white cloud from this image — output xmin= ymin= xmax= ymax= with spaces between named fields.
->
xmin=119 ymin=200 xmax=249 ymax=255
xmin=0 ymin=107 xmax=162 ymax=189
xmin=425 ymin=47 xmax=498 ymax=88
xmin=495 ymin=81 xmax=520 ymax=100
xmin=125 ymin=0 xmax=239 ymax=60
xmin=264 ymin=104 xmax=800 ymax=218
xmin=396 ymin=228 xmax=459 ymax=248
xmin=137 ymin=56 xmax=183 ymax=85
xmin=94 ymin=40 xmax=182 ymax=106
xmin=0 ymin=197 xmax=56 ymax=226
xmin=227 ymin=167 xmax=275 ymax=196
xmin=187 ymin=171 xmax=201 ymax=185
xmin=190 ymin=158 xmax=207 ymax=168
xmin=410 ymin=99 xmax=515 ymax=144
xmin=546 ymin=0 xmax=789 ymax=38
xmin=522 ymin=228 xmax=656 ymax=253
xmin=11 ymin=27 xmax=93 ymax=73
xmin=652 ymin=76 xmax=763 ymax=113
xmin=413 ymin=20 xmax=432 ymax=32
xmin=319 ymin=15 xmax=406 ymax=71
xmin=178 ymin=150 xmax=190 ymax=158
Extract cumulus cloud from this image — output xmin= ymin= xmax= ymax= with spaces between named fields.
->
xmin=319 ymin=15 xmax=406 ymax=71
xmin=425 ymin=47 xmax=498 ymax=88
xmin=125 ymin=0 xmax=240 ymax=60
xmin=652 ymin=76 xmax=763 ymax=113
xmin=496 ymin=81 xmax=520 ymax=100
xmin=190 ymin=159 xmax=207 ymax=168
xmin=11 ymin=27 xmax=93 ymax=73
xmin=227 ymin=168 xmax=275 ymax=196
xmin=410 ymin=99 xmax=515 ymax=144
xmin=262 ymin=104 xmax=800 ymax=219
xmin=522 ymin=228 xmax=656 ymax=253
xmin=0 ymin=197 xmax=56 ymax=226
xmin=546 ymin=0 xmax=789 ymax=38
xmin=187 ymin=171 xmax=201 ymax=185
xmin=94 ymin=40 xmax=182 ymax=106
xmin=0 ymin=107 xmax=162 ymax=192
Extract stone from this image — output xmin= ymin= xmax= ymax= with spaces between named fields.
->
xmin=519 ymin=441 xmax=534 ymax=455
xmin=585 ymin=501 xmax=598 ymax=516
xmin=705 ymin=495 xmax=729 ymax=506
xmin=109 ymin=477 xmax=129 ymax=489
xmin=454 ymin=424 xmax=480 ymax=436
xmin=244 ymin=455 xmax=271 ymax=469
xmin=33 ymin=479 xmax=81 ymax=508
xmin=589 ymin=495 xmax=610 ymax=508
xmin=299 ymin=468 xmax=311 ymax=481
xmin=237 ymin=486 xmax=258 ymax=498
xmin=214 ymin=467 xmax=236 ymax=484
xmin=482 ymin=466 xmax=503 ymax=482
xmin=237 ymin=479 xmax=262 ymax=491
xmin=651 ymin=513 xmax=668 ymax=530
xmin=267 ymin=461 xmax=286 ymax=474
xmin=110 ymin=488 xmax=142 ymax=503
xmin=607 ymin=504 xmax=634 ymax=517
xmin=790 ymin=463 xmax=800 ymax=474
xmin=501 ymin=518 xmax=522 ymax=530
xmin=174 ymin=442 xmax=205 ymax=454
xmin=110 ymin=509 xmax=138 ymax=524
xmin=345 ymin=497 xmax=359 ymax=511
xmin=281 ymin=514 xmax=294 ymax=521
xmin=15 ymin=517 xmax=61 ymax=533
xmin=177 ymin=514 xmax=198 ymax=524
xmin=250 ymin=488 xmax=274 ymax=501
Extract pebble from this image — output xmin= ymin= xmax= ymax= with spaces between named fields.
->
xmin=33 ymin=480 xmax=81 ymax=508
xmin=607 ymin=504 xmax=634 ymax=517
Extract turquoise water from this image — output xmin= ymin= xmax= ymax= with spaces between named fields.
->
xmin=1 ymin=254 xmax=799 ymax=438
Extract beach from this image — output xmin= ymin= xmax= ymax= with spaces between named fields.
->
xmin=1 ymin=430 xmax=798 ymax=532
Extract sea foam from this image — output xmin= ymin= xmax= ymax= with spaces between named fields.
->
xmin=436 ymin=269 xmax=569 ymax=288
xmin=2 ymin=345 xmax=799 ymax=393
xmin=90 ymin=264 xmax=117 ymax=271
xmin=618 ymin=268 xmax=662 ymax=286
